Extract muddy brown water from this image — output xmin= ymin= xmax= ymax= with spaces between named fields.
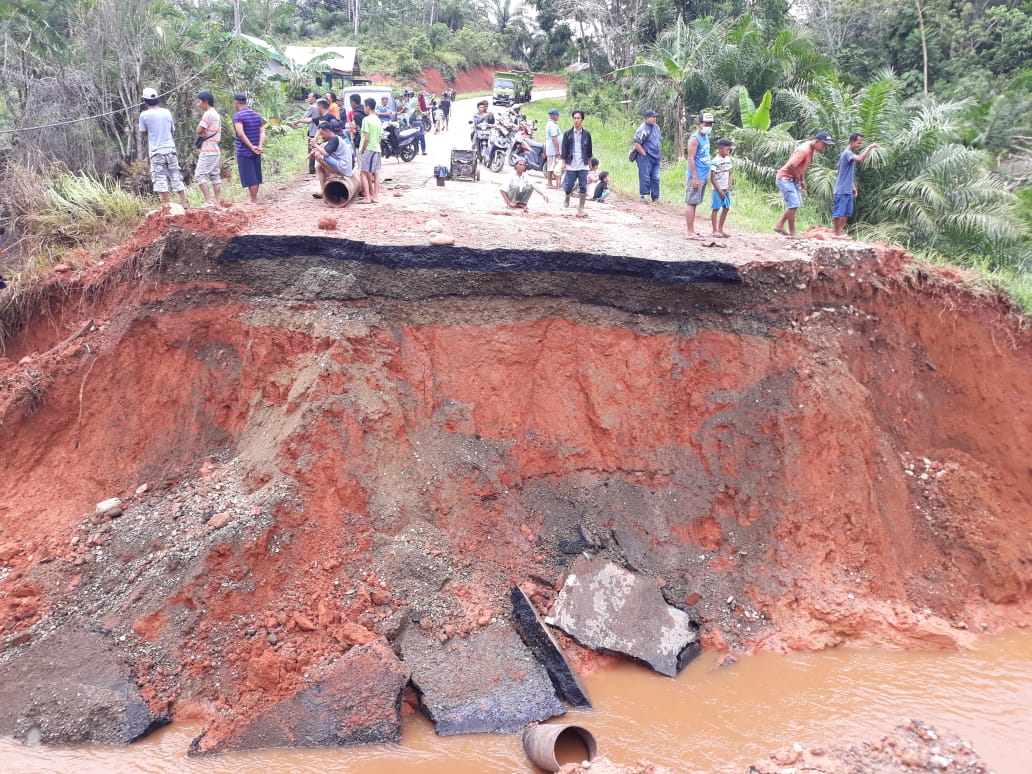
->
xmin=2 ymin=631 xmax=1030 ymax=773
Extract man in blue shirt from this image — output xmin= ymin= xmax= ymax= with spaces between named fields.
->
xmin=833 ymin=132 xmax=880 ymax=236
xmin=633 ymin=109 xmax=662 ymax=203
xmin=544 ymin=108 xmax=561 ymax=189
xmin=684 ymin=112 xmax=713 ymax=238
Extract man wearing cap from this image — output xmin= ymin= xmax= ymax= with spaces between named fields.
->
xmin=309 ymin=118 xmax=354 ymax=197
xmin=544 ymin=108 xmax=562 ymax=189
xmin=232 ymin=93 xmax=266 ymax=204
xmin=194 ymin=91 xmax=222 ymax=208
xmin=633 ymin=109 xmax=662 ymax=203
xmin=774 ymin=131 xmax=834 ymax=236
xmin=138 ymin=87 xmax=187 ymax=209
xmin=684 ymin=112 xmax=714 ymax=238
xmin=292 ymin=92 xmax=321 ymax=174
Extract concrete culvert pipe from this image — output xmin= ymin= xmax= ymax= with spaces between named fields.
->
xmin=523 ymin=724 xmax=598 ymax=771
xmin=322 ymin=175 xmax=358 ymax=207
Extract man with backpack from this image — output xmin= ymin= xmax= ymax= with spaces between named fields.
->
xmin=632 ymin=109 xmax=662 ymax=203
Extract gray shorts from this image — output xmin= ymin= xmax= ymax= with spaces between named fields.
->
xmin=685 ymin=179 xmax=708 ymax=206
xmin=150 ymin=152 xmax=185 ymax=193
xmin=361 ymin=150 xmax=381 ymax=173
xmin=505 ymin=184 xmax=533 ymax=205
xmin=195 ymin=152 xmax=221 ymax=185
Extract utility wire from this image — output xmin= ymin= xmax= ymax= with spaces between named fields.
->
xmin=0 ymin=45 xmax=228 ymax=136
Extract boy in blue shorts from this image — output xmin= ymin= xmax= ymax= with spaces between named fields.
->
xmin=709 ymin=138 xmax=733 ymax=237
xmin=833 ymin=132 xmax=880 ymax=236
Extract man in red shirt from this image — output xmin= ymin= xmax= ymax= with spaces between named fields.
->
xmin=773 ymin=131 xmax=834 ymax=236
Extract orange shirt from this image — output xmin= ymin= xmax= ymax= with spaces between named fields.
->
xmin=329 ymin=103 xmax=341 ymax=119
xmin=777 ymin=142 xmax=815 ymax=181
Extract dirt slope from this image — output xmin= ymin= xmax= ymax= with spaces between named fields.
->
xmin=0 ymin=171 xmax=1029 ymax=751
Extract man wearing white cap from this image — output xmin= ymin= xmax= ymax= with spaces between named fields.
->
xmin=684 ymin=112 xmax=714 ymax=238
xmin=138 ymin=87 xmax=187 ymax=208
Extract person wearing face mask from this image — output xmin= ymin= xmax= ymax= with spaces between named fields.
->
xmin=684 ymin=112 xmax=714 ymax=238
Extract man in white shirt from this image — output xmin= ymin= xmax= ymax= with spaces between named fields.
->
xmin=500 ymin=158 xmax=549 ymax=209
xmin=138 ymin=87 xmax=187 ymax=208
xmin=544 ymin=108 xmax=561 ymax=189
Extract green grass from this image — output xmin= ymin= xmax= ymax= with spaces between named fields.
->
xmin=521 ymin=97 xmax=825 ymax=234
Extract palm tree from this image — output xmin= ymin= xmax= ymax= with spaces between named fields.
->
xmin=735 ymin=73 xmax=1029 ymax=267
xmin=611 ymin=16 xmax=728 ymax=158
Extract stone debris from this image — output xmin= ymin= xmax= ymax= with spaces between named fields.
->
xmin=424 ymin=218 xmax=443 ymax=233
xmin=548 ymin=555 xmax=699 ymax=677
xmin=748 ymin=719 xmax=992 ymax=773
xmin=95 ymin=497 xmax=124 ymax=518
xmin=400 ymin=623 xmax=564 ymax=735
xmin=427 ymin=232 xmax=455 ymax=246
xmin=191 ymin=639 xmax=409 ymax=754
xmin=510 ymin=586 xmax=591 ymax=708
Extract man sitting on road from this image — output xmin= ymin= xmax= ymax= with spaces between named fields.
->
xmin=500 ymin=159 xmax=549 ymax=210
xmin=309 ymin=118 xmax=353 ymax=198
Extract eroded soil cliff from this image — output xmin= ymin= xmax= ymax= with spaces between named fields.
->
xmin=0 ymin=206 xmax=1029 ymax=752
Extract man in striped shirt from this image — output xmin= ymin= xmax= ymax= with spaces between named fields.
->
xmin=232 ymin=94 xmax=266 ymax=204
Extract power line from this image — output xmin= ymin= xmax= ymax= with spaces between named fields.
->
xmin=0 ymin=47 xmax=228 ymax=136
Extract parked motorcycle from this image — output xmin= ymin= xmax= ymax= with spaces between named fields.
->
xmin=508 ymin=135 xmax=547 ymax=172
xmin=381 ymin=121 xmax=421 ymax=162
xmin=487 ymin=121 xmax=513 ymax=173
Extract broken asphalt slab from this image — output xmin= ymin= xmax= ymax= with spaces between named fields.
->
xmin=548 ymin=555 xmax=700 ymax=677
xmin=0 ymin=625 xmax=169 ymax=744
xmin=510 ymin=586 xmax=591 ymax=709
xmin=190 ymin=639 xmax=409 ymax=754
xmin=400 ymin=623 xmax=565 ymax=735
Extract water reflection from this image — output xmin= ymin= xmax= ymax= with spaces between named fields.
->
xmin=1 ymin=631 xmax=1030 ymax=773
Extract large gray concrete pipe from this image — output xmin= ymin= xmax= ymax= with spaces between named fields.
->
xmin=522 ymin=723 xmax=598 ymax=771
xmin=322 ymin=174 xmax=358 ymax=207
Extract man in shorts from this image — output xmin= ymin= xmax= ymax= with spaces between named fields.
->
xmin=138 ymin=87 xmax=187 ymax=208
xmin=774 ymin=131 xmax=834 ymax=236
xmin=309 ymin=117 xmax=354 ymax=193
xmin=194 ymin=91 xmax=222 ymax=207
xmin=232 ymin=93 xmax=266 ymax=204
xmin=833 ymin=132 xmax=880 ymax=235
xmin=684 ymin=112 xmax=714 ymax=238
xmin=544 ymin=108 xmax=561 ymax=188
xmin=359 ymin=98 xmax=383 ymax=204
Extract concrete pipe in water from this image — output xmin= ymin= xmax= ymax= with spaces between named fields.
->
xmin=322 ymin=174 xmax=358 ymax=207
xmin=523 ymin=724 xmax=598 ymax=771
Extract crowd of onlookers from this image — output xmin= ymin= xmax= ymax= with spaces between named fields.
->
xmin=138 ymin=85 xmax=878 ymax=240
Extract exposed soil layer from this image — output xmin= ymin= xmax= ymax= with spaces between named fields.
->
xmin=0 ymin=207 xmax=1030 ymax=753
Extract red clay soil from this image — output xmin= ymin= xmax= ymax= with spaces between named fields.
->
xmin=0 ymin=187 xmax=1030 ymax=750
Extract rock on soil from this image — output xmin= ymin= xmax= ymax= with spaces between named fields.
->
xmin=0 ymin=626 xmax=168 ymax=744
xmin=549 ymin=555 xmax=700 ymax=677
xmin=191 ymin=639 xmax=409 ymax=754
xmin=400 ymin=623 xmax=565 ymax=735
xmin=748 ymin=719 xmax=992 ymax=773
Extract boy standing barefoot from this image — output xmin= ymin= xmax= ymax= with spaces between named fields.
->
xmin=709 ymin=138 xmax=734 ymax=237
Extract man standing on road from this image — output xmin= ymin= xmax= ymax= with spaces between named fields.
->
xmin=232 ymin=93 xmax=266 ymax=204
xmin=684 ymin=112 xmax=714 ymax=238
xmin=138 ymin=87 xmax=187 ymax=209
xmin=194 ymin=91 xmax=222 ymax=208
xmin=544 ymin=108 xmax=561 ymax=189
xmin=773 ymin=131 xmax=835 ymax=236
xmin=439 ymin=91 xmax=451 ymax=130
xmin=293 ymin=92 xmax=321 ymax=174
xmin=359 ymin=97 xmax=382 ymax=204
xmin=633 ymin=109 xmax=662 ymax=203
xmin=833 ymin=132 xmax=880 ymax=236
xmin=560 ymin=109 xmax=592 ymax=216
